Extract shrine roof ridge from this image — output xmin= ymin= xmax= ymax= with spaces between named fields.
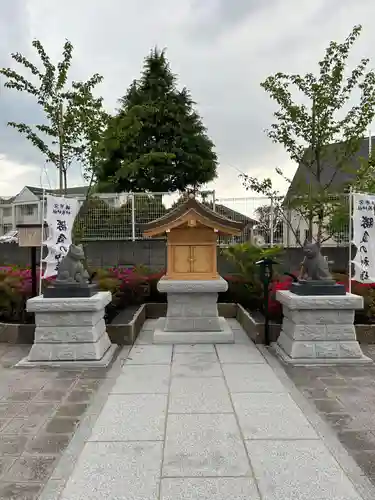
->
xmin=142 ymin=195 xmax=246 ymax=234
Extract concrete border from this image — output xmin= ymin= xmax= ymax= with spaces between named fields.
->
xmin=235 ymin=304 xmax=281 ymax=344
xmin=38 ymin=345 xmax=132 ymax=500
xmin=106 ymin=303 xmax=146 ymax=344
xmin=260 ymin=345 xmax=375 ymax=500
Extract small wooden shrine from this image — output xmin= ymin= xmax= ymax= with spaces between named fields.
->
xmin=143 ymin=194 xmax=245 ymax=280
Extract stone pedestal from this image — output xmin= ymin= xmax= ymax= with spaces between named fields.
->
xmin=17 ymin=291 xmax=117 ymax=368
xmin=153 ymin=277 xmax=234 ymax=343
xmin=274 ymin=290 xmax=372 ymax=365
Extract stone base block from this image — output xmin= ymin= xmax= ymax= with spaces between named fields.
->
xmin=35 ymin=310 xmax=104 ymax=327
xmin=165 ymin=316 xmax=222 ymax=332
xmin=158 ymin=277 xmax=228 ymax=333
xmin=153 ymin=317 xmax=234 ymax=344
xmin=157 ymin=277 xmax=228 ymax=294
xmin=281 ymin=318 xmax=357 ymax=342
xmin=27 ymin=331 xmax=111 ymax=362
xmin=274 ymin=290 xmax=372 ymax=366
xmin=16 ymin=344 xmax=118 ymax=369
xmin=27 ymin=291 xmax=112 ymax=313
xmin=273 ymin=343 xmax=372 ymax=366
xmin=34 ymin=319 xmax=106 ymax=343
xmin=24 ymin=291 xmax=114 ymax=366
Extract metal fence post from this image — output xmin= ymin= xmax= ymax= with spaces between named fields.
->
xmin=131 ymin=194 xmax=136 ymax=242
xmin=269 ymin=196 xmax=274 ymax=247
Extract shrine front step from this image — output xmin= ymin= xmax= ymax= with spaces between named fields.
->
xmin=153 ymin=317 xmax=234 ymax=344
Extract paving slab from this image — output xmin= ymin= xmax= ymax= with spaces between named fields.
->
xmin=216 ymin=344 xmax=266 ymax=364
xmin=247 ymin=439 xmax=361 ymax=500
xmin=222 ymin=363 xmax=287 ymax=393
xmin=232 ymin=392 xmax=318 ymax=440
xmin=89 ymin=394 xmax=168 ymax=441
xmin=284 ymin=344 xmax=375 ymax=487
xmin=171 ymin=359 xmax=222 ymax=378
xmin=0 ymin=344 xmax=114 ymax=499
xmin=43 ymin=319 xmax=373 ymax=500
xmin=160 ymin=477 xmax=260 ymax=499
xmin=60 ymin=441 xmax=163 ymax=500
xmin=169 ymin=377 xmax=232 ymax=413
xmin=162 ymin=413 xmax=251 ymax=477
xmin=125 ymin=345 xmax=173 ymax=364
xmin=174 ymin=344 xmax=216 ymax=353
xmin=111 ymin=364 xmax=171 ymax=394
xmin=173 ymin=351 xmax=218 ymax=364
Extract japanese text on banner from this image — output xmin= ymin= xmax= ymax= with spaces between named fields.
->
xmin=42 ymin=195 xmax=80 ymax=279
xmin=352 ymin=193 xmax=375 ymax=283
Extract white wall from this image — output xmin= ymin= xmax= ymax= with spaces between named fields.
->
xmin=283 ymin=208 xmax=348 ymax=247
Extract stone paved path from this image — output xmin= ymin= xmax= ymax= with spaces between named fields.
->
xmin=285 ymin=345 xmax=375 ymax=488
xmin=0 ymin=344 xmax=110 ymax=499
xmin=53 ymin=319 xmax=370 ymax=500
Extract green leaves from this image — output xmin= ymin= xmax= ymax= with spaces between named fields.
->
xmin=0 ymin=39 xmax=105 ymax=192
xmin=245 ymin=25 xmax=375 ymax=245
xmin=96 ymin=47 xmax=217 ymax=193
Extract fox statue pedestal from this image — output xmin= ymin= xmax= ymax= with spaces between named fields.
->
xmin=17 ymin=291 xmax=117 ymax=368
xmin=274 ymin=291 xmax=372 ymax=365
xmin=17 ymin=244 xmax=117 ymax=368
xmin=274 ymin=243 xmax=372 ymax=365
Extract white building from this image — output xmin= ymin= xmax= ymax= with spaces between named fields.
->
xmin=0 ymin=186 xmax=165 ymax=238
xmin=0 ymin=186 xmax=91 ymax=236
xmin=282 ymin=136 xmax=373 ymax=247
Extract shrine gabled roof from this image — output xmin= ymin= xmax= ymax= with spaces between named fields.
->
xmin=143 ymin=195 xmax=245 ymax=236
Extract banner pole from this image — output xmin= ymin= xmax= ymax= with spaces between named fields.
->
xmin=38 ymin=190 xmax=46 ymax=295
xmin=348 ymin=187 xmax=353 ymax=293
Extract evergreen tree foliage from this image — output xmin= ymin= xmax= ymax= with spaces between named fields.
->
xmin=96 ymin=48 xmax=217 ymax=193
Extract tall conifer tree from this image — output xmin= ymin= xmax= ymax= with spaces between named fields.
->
xmin=97 ymin=48 xmax=217 ymax=192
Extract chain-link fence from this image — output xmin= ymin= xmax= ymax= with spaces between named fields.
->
xmin=0 ymin=191 xmax=352 ymax=247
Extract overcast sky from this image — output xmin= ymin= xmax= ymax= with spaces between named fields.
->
xmin=1 ymin=0 xmax=375 ymax=200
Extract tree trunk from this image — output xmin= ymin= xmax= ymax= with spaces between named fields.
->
xmin=63 ymin=169 xmax=67 ymax=195
xmin=58 ymin=102 xmax=64 ymax=194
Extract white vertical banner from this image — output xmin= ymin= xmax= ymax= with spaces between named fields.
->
xmin=352 ymin=193 xmax=375 ymax=283
xmin=42 ymin=195 xmax=80 ymax=279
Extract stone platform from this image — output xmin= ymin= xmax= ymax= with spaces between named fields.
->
xmin=153 ymin=316 xmax=234 ymax=343
xmin=275 ymin=291 xmax=372 ymax=366
xmin=155 ymin=277 xmax=234 ymax=343
xmin=17 ymin=291 xmax=117 ymax=368
xmin=43 ymin=318 xmax=371 ymax=500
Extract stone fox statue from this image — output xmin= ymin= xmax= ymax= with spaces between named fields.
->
xmin=299 ymin=242 xmax=332 ymax=281
xmin=56 ymin=244 xmax=90 ymax=285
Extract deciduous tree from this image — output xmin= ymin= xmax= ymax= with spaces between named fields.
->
xmin=0 ymin=39 xmax=104 ymax=192
xmin=242 ymin=25 xmax=375 ymax=244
